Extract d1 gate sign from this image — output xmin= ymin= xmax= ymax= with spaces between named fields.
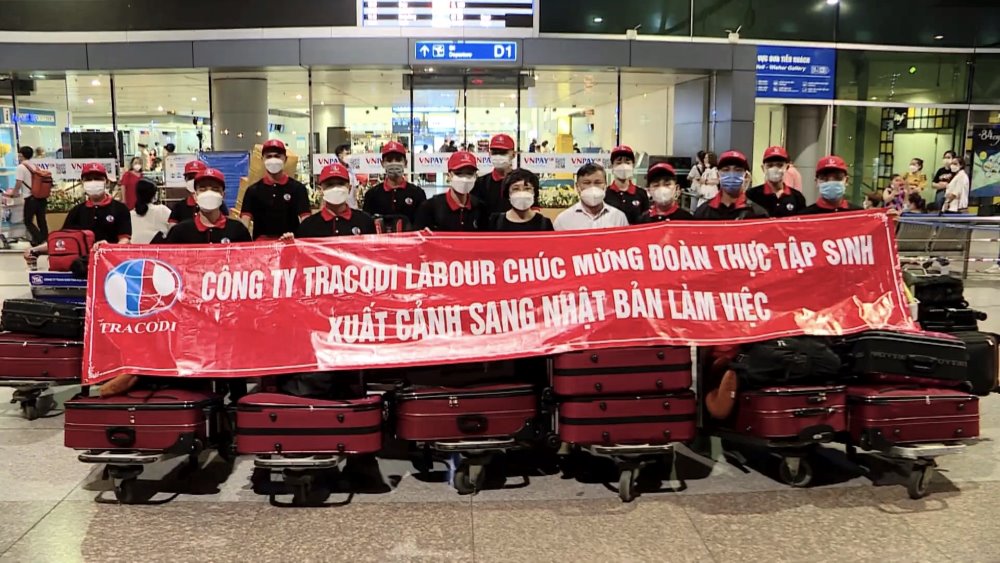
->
xmin=415 ymin=40 xmax=517 ymax=63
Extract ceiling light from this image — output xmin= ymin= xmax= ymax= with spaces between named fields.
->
xmin=86 ymin=98 xmax=94 ymax=105
xmin=593 ymin=17 xmax=604 ymax=23
xmin=426 ymin=67 xmax=434 ymax=72
xmin=237 ymin=132 xmax=244 ymax=138
xmin=157 ymin=105 xmax=164 ymax=112
xmin=825 ymin=0 xmax=838 ymax=5
xmin=222 ymin=129 xmax=229 ymax=135
xmin=934 ymin=35 xmax=944 ymax=40
xmin=90 ymin=78 xmax=101 ymax=86
xmin=295 ymin=94 xmax=303 ymax=100
xmin=870 ymin=96 xmax=878 ymax=101
xmin=500 ymin=102 xmax=505 ymax=108
xmin=319 ymin=101 xmax=325 ymax=106
xmin=509 ymin=93 xmax=516 ymax=99
xmin=256 ymin=131 xmax=262 ymax=137
xmin=191 ymin=97 xmax=197 ymax=102
xmin=292 ymin=131 xmax=297 ymax=135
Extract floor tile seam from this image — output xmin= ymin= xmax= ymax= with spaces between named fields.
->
xmin=0 ymin=475 xmax=82 ymax=557
xmin=677 ymin=498 xmax=721 ymax=563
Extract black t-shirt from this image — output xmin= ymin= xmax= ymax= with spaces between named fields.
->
xmin=604 ymin=183 xmax=650 ymax=224
xmin=64 ymin=197 xmax=132 ymax=243
xmin=471 ymin=171 xmax=540 ymax=218
xmin=169 ymin=196 xmax=228 ymax=224
xmin=799 ymin=202 xmax=863 ymax=215
xmin=414 ymin=192 xmax=488 ymax=232
xmin=362 ymin=181 xmax=427 ymax=225
xmin=164 ymin=216 xmax=252 ymax=244
xmin=240 ymin=176 xmax=311 ymax=239
xmin=639 ymin=206 xmax=695 ymax=223
xmin=746 ymin=184 xmax=807 ymax=217
xmin=296 ymin=208 xmax=377 ymax=238
xmin=694 ymin=195 xmax=770 ymax=220
xmin=492 ymin=212 xmax=554 ymax=232
xmin=933 ymin=166 xmax=954 ymax=188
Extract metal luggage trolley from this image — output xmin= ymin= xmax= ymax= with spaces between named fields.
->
xmin=583 ymin=442 xmax=677 ymax=503
xmin=2 ymin=378 xmax=80 ymax=420
xmin=713 ymin=428 xmax=833 ymax=488
xmin=845 ymin=440 xmax=978 ymax=499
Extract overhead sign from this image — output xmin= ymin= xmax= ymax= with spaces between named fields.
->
xmin=365 ymin=1 xmax=533 ymax=28
xmin=756 ymin=45 xmax=836 ymax=100
xmin=0 ymin=107 xmax=57 ymax=126
xmin=415 ymin=40 xmax=517 ymax=63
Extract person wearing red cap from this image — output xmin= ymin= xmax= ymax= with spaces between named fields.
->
xmin=605 ymin=145 xmax=649 ymax=224
xmin=239 ymin=139 xmax=310 ymax=240
xmin=746 ymin=146 xmax=806 ymax=217
xmin=800 ymin=155 xmax=862 ymax=215
xmin=165 ymin=168 xmax=251 ymax=244
xmin=693 ymin=150 xmax=768 ymax=220
xmin=471 ymin=133 xmax=534 ymax=218
xmin=23 ymin=162 xmax=132 ymax=263
xmin=298 ymin=163 xmax=376 ymax=238
xmin=415 ymin=151 xmax=487 ymax=232
xmin=168 ymin=160 xmax=228 ymax=226
xmin=639 ymin=163 xmax=693 ymax=223
xmin=362 ymin=141 xmax=425 ymax=227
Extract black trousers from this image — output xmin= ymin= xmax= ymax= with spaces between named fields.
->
xmin=23 ymin=196 xmax=48 ymax=246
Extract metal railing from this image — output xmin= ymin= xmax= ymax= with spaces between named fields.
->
xmin=896 ymin=214 xmax=1000 ymax=279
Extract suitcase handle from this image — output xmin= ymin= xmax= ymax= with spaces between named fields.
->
xmin=106 ymin=426 xmax=136 ymax=447
xmin=806 ymin=394 xmax=828 ymax=404
xmin=21 ymin=316 xmax=50 ymax=327
xmin=793 ymin=407 xmax=834 ymax=417
xmin=905 ymin=354 xmax=938 ymax=374
xmin=456 ymin=415 xmax=488 ymax=435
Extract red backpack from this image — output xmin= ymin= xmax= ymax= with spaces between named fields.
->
xmin=23 ymin=161 xmax=54 ymax=199
xmin=48 ymin=230 xmax=96 ymax=272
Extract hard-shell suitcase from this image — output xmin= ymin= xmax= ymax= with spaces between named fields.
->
xmin=903 ymin=272 xmax=965 ymax=307
xmin=847 ymin=386 xmax=979 ymax=449
xmin=0 ymin=332 xmax=82 ymax=380
xmin=557 ymin=391 xmax=697 ymax=446
xmin=551 ymin=346 xmax=691 ymax=396
xmin=235 ymin=393 xmax=383 ymax=455
xmin=395 ymin=383 xmax=538 ymax=442
xmin=733 ymin=385 xmax=847 ymax=440
xmin=953 ymin=332 xmax=999 ymax=395
xmin=64 ymin=389 xmax=221 ymax=452
xmin=918 ymin=307 xmax=986 ymax=333
xmin=838 ymin=330 xmax=968 ymax=384
xmin=0 ymin=299 xmax=85 ymax=339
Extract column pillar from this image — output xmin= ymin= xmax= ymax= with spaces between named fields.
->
xmin=211 ymin=77 xmax=268 ymax=152
xmin=672 ymin=77 xmax=710 ymax=159
xmin=312 ymin=104 xmax=349 ymax=153
xmin=710 ymin=70 xmax=755 ymax=157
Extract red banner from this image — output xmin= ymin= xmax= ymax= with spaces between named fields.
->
xmin=83 ymin=211 xmax=913 ymax=383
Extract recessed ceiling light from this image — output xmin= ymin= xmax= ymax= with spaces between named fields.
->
xmin=222 ymin=129 xmax=229 ymax=135
xmin=934 ymin=35 xmax=944 ymax=40
xmin=292 ymin=131 xmax=297 ymax=135
xmin=319 ymin=101 xmax=325 ymax=106
xmin=157 ymin=105 xmax=164 ymax=112
xmin=825 ymin=0 xmax=838 ymax=5
xmin=426 ymin=67 xmax=434 ymax=72
xmin=871 ymin=96 xmax=878 ymax=101
xmin=90 ymin=78 xmax=101 ymax=86
xmin=86 ymin=98 xmax=94 ymax=105
xmin=256 ymin=131 xmax=262 ymax=137
xmin=295 ymin=94 xmax=303 ymax=100
xmin=191 ymin=97 xmax=197 ymax=102
xmin=593 ymin=17 xmax=604 ymax=23
xmin=500 ymin=102 xmax=505 ymax=108
xmin=237 ymin=132 xmax=244 ymax=138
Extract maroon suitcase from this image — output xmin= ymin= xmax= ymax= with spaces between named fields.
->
xmin=552 ymin=346 xmax=692 ymax=396
xmin=235 ymin=393 xmax=383 ymax=455
xmin=733 ymin=385 xmax=847 ymax=440
xmin=557 ymin=391 xmax=697 ymax=446
xmin=65 ymin=389 xmax=221 ymax=452
xmin=396 ymin=383 xmax=538 ymax=442
xmin=0 ymin=332 xmax=82 ymax=380
xmin=847 ymin=386 xmax=979 ymax=449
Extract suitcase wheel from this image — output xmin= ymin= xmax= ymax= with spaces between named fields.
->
xmin=619 ymin=468 xmax=639 ymax=503
xmin=453 ymin=462 xmax=485 ymax=495
xmin=778 ymin=457 xmax=813 ymax=488
xmin=907 ymin=464 xmax=935 ymax=499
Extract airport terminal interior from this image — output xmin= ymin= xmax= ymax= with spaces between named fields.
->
xmin=3 ymin=0 xmax=1000 ymax=561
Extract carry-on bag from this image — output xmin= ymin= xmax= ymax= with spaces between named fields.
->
xmin=918 ymin=307 xmax=986 ymax=333
xmin=732 ymin=385 xmax=847 ymax=440
xmin=903 ymin=271 xmax=965 ymax=307
xmin=731 ymin=337 xmax=842 ymax=388
xmin=395 ymin=383 xmax=538 ymax=442
xmin=847 ymin=386 xmax=979 ymax=449
xmin=0 ymin=332 xmax=82 ymax=380
xmin=235 ymin=393 xmax=383 ymax=455
xmin=837 ymin=330 xmax=968 ymax=384
xmin=47 ymin=230 xmax=95 ymax=272
xmin=0 ymin=299 xmax=85 ymax=339
xmin=28 ymin=271 xmax=87 ymax=303
xmin=65 ymin=389 xmax=221 ymax=452
xmin=557 ymin=391 xmax=697 ymax=446
xmin=551 ymin=346 xmax=691 ymax=396
xmin=953 ymin=332 xmax=999 ymax=395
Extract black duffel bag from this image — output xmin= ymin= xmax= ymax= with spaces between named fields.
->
xmin=904 ymin=271 xmax=965 ymax=307
xmin=732 ymin=337 xmax=842 ymax=388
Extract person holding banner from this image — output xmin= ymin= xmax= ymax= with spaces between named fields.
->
xmin=415 ymin=151 xmax=487 ymax=231
xmin=472 ymin=133 xmax=535 ymax=217
xmin=493 ymin=169 xmax=554 ymax=232
xmin=800 ymin=155 xmax=862 ymax=215
xmin=361 ymin=141 xmax=425 ymax=226
xmin=554 ymin=163 xmax=629 ymax=231
xmin=298 ymin=163 xmax=376 ymax=238
xmin=746 ymin=146 xmax=806 ymax=217
xmin=604 ymin=145 xmax=649 ymax=224
xmin=693 ymin=151 xmax=768 ymax=221
xmin=239 ymin=139 xmax=310 ymax=240
xmin=165 ymin=168 xmax=251 ymax=244
xmin=638 ymin=163 xmax=694 ymax=223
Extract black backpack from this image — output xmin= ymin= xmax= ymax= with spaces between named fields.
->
xmin=732 ymin=337 xmax=842 ymax=388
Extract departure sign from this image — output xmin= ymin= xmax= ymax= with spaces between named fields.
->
xmin=363 ymin=0 xmax=534 ymax=28
xmin=414 ymin=40 xmax=518 ymax=63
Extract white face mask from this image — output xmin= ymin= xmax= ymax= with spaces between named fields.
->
xmin=264 ymin=157 xmax=284 ymax=175
xmin=580 ymin=186 xmax=606 ymax=207
xmin=612 ymin=164 xmax=633 ymax=181
xmin=509 ymin=192 xmax=533 ymax=211
xmin=450 ymin=176 xmax=476 ymax=195
xmin=83 ymin=181 xmax=106 ymax=197
xmin=185 ymin=179 xmax=196 ymax=193
xmin=651 ymin=186 xmax=676 ymax=206
xmin=196 ymin=190 xmax=224 ymax=211
xmin=384 ymin=163 xmax=406 ymax=177
xmin=765 ymin=167 xmax=785 ymax=184
xmin=490 ymin=154 xmax=512 ymax=170
xmin=323 ymin=186 xmax=350 ymax=206
xmin=908 ymin=164 xmax=919 ymax=174
xmin=132 ymin=164 xmax=142 ymax=172
xmin=950 ymin=164 xmax=961 ymax=173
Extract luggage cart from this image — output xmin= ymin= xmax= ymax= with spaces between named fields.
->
xmin=252 ymin=454 xmax=343 ymax=507
xmin=714 ymin=429 xmax=835 ymax=487
xmin=1 ymin=379 xmax=81 ymax=420
xmin=585 ymin=442 xmax=676 ymax=503
xmin=845 ymin=441 xmax=976 ymax=499
xmin=431 ymin=438 xmax=522 ymax=495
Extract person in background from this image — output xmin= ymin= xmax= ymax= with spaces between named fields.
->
xmin=881 ymin=174 xmax=907 ymax=212
xmin=439 ymin=140 xmax=450 ymax=152
xmin=931 ymin=150 xmax=956 ymax=210
xmin=493 ymin=169 xmax=553 ymax=232
xmin=333 ymin=143 xmax=359 ymax=208
xmin=573 ymin=143 xmax=581 ymax=154
xmin=472 ymin=134 xmax=526 ymax=217
xmin=529 ymin=139 xmax=538 ymax=153
xmin=116 ymin=156 xmax=144 ymax=211
xmin=414 ymin=151 xmax=487 ymax=232
xmin=694 ymin=151 xmax=768 ymax=220
xmin=239 ymin=139 xmax=310 ymax=240
xmin=697 ymin=151 xmax=720 ymax=205
xmin=905 ymin=158 xmax=928 ymax=193
xmin=163 ymin=143 xmax=176 ymax=157
xmin=944 ymin=156 xmax=970 ymax=214
xmin=298 ymin=163 xmax=376 ymax=238
xmin=15 ymin=146 xmax=48 ymax=245
xmin=363 ymin=141 xmax=426 ymax=226
xmin=33 ymin=147 xmax=45 ymax=158
xmin=137 ymin=143 xmax=151 ymax=169
xmin=784 ymin=161 xmax=803 ymax=191
xmin=746 ymin=146 xmax=806 ymax=217
xmin=169 ymin=160 xmax=230 ymax=226
xmin=800 ymin=156 xmax=862 ymax=215
xmin=906 ymin=191 xmax=927 ymax=213
xmin=604 ymin=145 xmax=649 ymax=224
xmin=639 ymin=163 xmax=694 ymax=222
xmin=554 ymin=163 xmax=629 ymax=231
xmin=540 ymin=140 xmax=550 ymax=153
xmin=687 ymin=150 xmax=707 ymax=198
xmin=130 ymin=179 xmax=171 ymax=244
xmin=446 ymin=140 xmax=458 ymax=153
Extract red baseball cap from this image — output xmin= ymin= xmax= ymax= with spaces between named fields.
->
xmin=262 ymin=139 xmax=286 ymax=154
xmin=382 ymin=141 xmax=407 ymax=157
xmin=718 ymin=150 xmax=750 ymax=169
xmin=194 ymin=168 xmax=226 ymax=187
xmin=611 ymin=145 xmax=635 ymax=161
xmin=647 ymin=162 xmax=677 ymax=177
xmin=762 ymin=146 xmax=789 ymax=162
xmin=448 ymin=151 xmax=479 ymax=172
xmin=816 ymin=155 xmax=848 ymax=174
xmin=81 ymin=162 xmax=108 ymax=178
xmin=489 ymin=134 xmax=515 ymax=151
xmin=318 ymin=163 xmax=351 ymax=184
xmin=184 ymin=160 xmax=208 ymax=175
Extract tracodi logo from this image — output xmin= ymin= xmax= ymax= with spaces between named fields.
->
xmin=104 ymin=259 xmax=182 ymax=318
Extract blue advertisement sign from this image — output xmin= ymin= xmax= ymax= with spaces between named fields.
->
xmin=414 ymin=40 xmax=517 ymax=63
xmin=199 ymin=151 xmax=249 ymax=211
xmin=0 ymin=107 xmax=57 ymax=126
xmin=971 ymin=125 xmax=1000 ymax=198
xmin=756 ymin=46 xmax=836 ymax=100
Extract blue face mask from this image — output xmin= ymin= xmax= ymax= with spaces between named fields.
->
xmin=720 ymin=172 xmax=745 ymax=195
xmin=818 ymin=180 xmax=846 ymax=201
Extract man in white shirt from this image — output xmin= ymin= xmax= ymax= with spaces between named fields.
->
xmin=15 ymin=146 xmax=48 ymax=245
xmin=554 ymin=163 xmax=629 ymax=231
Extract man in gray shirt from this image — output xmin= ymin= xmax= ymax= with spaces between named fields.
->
xmin=554 ymin=163 xmax=629 ymax=231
